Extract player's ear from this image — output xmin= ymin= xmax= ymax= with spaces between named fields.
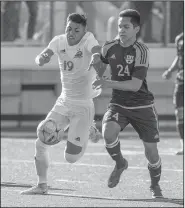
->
xmin=135 ymin=25 xmax=140 ymax=34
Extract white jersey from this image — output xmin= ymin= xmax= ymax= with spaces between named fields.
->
xmin=47 ymin=32 xmax=101 ymax=100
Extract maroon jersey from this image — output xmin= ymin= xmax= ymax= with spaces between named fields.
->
xmin=100 ymin=39 xmax=154 ymax=107
xmin=175 ymin=33 xmax=184 ymax=85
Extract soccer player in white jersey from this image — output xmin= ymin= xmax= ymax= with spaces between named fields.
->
xmin=21 ymin=13 xmax=103 ymax=195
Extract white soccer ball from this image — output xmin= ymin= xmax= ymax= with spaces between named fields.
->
xmin=38 ymin=119 xmax=63 ymax=145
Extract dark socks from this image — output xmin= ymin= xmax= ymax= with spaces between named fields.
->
xmin=148 ymin=157 xmax=162 ymax=187
xmin=105 ymin=139 xmax=126 ymax=169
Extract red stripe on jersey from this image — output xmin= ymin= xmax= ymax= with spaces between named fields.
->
xmin=140 ymin=44 xmax=147 ymax=64
xmin=135 ymin=42 xmax=148 ymax=64
xmin=135 ymin=42 xmax=144 ymax=64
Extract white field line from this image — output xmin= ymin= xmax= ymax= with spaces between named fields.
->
xmin=56 ymin=179 xmax=88 ymax=184
xmin=1 ymin=138 xmax=181 ymax=155
xmin=1 ymin=158 xmax=183 ymax=172
xmin=85 ymin=151 xmax=179 ymax=156
xmin=55 ymin=179 xmax=172 ymax=184
xmin=0 ymin=138 xmax=140 ymax=148
xmin=1 ymin=138 xmax=180 ymax=152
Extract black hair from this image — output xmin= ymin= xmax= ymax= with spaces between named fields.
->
xmin=119 ymin=9 xmax=140 ymax=27
xmin=67 ymin=13 xmax=87 ymax=27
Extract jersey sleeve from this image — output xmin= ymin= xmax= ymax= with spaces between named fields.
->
xmin=175 ymin=33 xmax=183 ymax=56
xmin=132 ymin=44 xmax=149 ymax=80
xmin=175 ymin=33 xmax=183 ymax=45
xmin=47 ymin=36 xmax=59 ymax=54
xmin=85 ymin=32 xmax=99 ymax=53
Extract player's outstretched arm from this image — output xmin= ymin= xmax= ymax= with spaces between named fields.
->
xmin=93 ymin=77 xmax=142 ymax=92
xmin=35 ymin=48 xmax=54 ymax=67
xmin=88 ymin=48 xmax=102 ymax=71
xmin=88 ymin=45 xmax=108 ymax=77
xmin=93 ymin=61 xmax=107 ymax=78
xmin=162 ymin=56 xmax=179 ymax=80
xmin=35 ymin=35 xmax=59 ymax=67
xmin=90 ymin=52 xmax=107 ymax=78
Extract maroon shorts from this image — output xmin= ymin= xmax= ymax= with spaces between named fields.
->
xmin=102 ymin=104 xmax=160 ymax=143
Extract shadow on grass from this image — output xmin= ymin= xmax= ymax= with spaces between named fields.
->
xmin=45 ymin=192 xmax=184 ymax=206
xmin=1 ymin=182 xmax=183 ymax=205
xmin=1 ymin=181 xmax=75 ymax=192
xmin=124 ymin=198 xmax=184 ymax=206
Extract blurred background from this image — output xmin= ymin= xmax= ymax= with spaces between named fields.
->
xmin=1 ymin=1 xmax=184 ymax=43
xmin=1 ymin=1 xmax=184 ymax=131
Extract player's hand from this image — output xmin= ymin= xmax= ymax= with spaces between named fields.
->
xmin=162 ymin=70 xmax=172 ymax=80
xmin=92 ymin=77 xmax=107 ymax=90
xmin=35 ymin=54 xmax=50 ymax=66
xmin=88 ymin=53 xmax=101 ymax=71
xmin=35 ymin=56 xmax=44 ymax=66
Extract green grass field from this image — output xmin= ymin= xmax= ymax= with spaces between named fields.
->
xmin=1 ymin=132 xmax=183 ymax=207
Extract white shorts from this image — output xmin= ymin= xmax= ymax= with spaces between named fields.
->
xmin=48 ymin=96 xmax=95 ymax=147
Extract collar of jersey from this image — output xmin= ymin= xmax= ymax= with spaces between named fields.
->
xmin=118 ymin=38 xmax=137 ymax=48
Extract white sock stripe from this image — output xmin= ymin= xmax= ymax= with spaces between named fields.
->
xmin=148 ymin=157 xmax=161 ymax=169
xmin=110 ymin=140 xmax=119 ymax=148
xmin=105 ymin=137 xmax=119 ymax=147
xmin=106 ymin=138 xmax=119 ymax=148
xmin=106 ymin=140 xmax=119 ymax=148
xmin=153 ymin=173 xmax=161 ymax=178
xmin=111 ymin=153 xmax=119 ymax=156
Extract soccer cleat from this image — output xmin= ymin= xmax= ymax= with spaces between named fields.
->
xmin=108 ymin=159 xmax=128 ymax=188
xmin=20 ymin=183 xmax=48 ymax=195
xmin=150 ymin=184 xmax=163 ymax=198
xmin=89 ymin=121 xmax=102 ymax=143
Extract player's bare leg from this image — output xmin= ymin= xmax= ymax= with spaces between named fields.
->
xmin=21 ymin=112 xmax=68 ymax=195
xmin=103 ymin=121 xmax=128 ymax=188
xmin=143 ymin=142 xmax=163 ymax=198
xmin=21 ymin=139 xmax=49 ymax=195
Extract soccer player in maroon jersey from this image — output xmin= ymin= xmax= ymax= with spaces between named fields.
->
xmin=89 ymin=9 xmax=163 ymax=198
xmin=162 ymin=32 xmax=184 ymax=155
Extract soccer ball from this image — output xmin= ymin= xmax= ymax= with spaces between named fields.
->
xmin=38 ymin=119 xmax=63 ymax=145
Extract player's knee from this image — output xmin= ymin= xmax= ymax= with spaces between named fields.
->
xmin=35 ymin=138 xmax=47 ymax=150
xmin=37 ymin=119 xmax=48 ymax=141
xmin=65 ymin=153 xmax=82 ymax=163
xmin=64 ymin=141 xmax=83 ymax=163
xmin=102 ymin=122 xmax=120 ymax=144
xmin=35 ymin=138 xmax=48 ymax=159
xmin=37 ymin=120 xmax=44 ymax=134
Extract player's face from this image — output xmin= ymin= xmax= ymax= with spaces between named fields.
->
xmin=118 ymin=17 xmax=139 ymax=43
xmin=65 ymin=21 xmax=86 ymax=46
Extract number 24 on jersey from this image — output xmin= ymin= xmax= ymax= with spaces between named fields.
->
xmin=117 ymin=64 xmax=130 ymax=77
